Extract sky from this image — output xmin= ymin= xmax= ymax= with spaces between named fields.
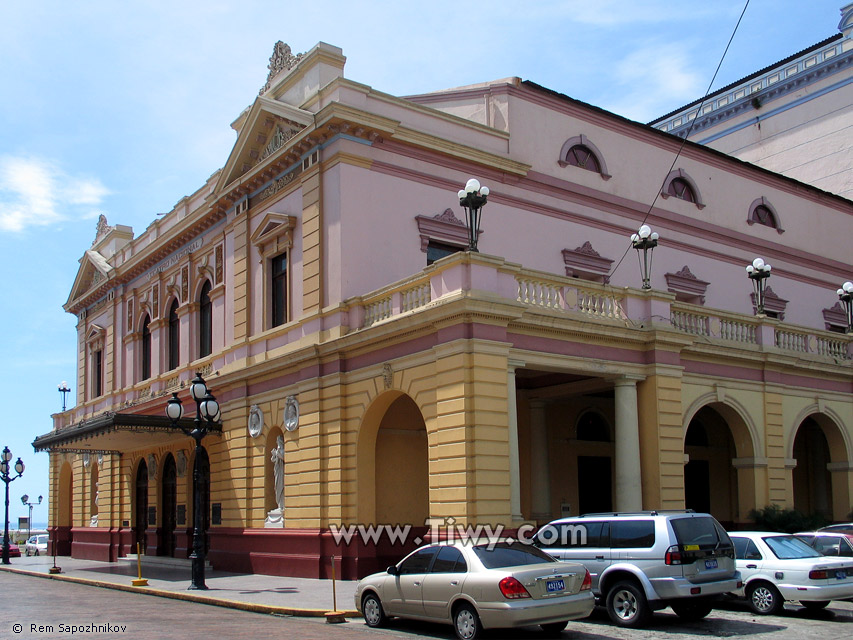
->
xmin=0 ymin=0 xmax=846 ymax=528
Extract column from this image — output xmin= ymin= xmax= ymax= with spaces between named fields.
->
xmin=614 ymin=377 xmax=643 ymax=511
xmin=507 ymin=361 xmax=524 ymax=522
xmin=529 ymin=399 xmax=551 ymax=522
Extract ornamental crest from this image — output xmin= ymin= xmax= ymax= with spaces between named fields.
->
xmin=260 ymin=42 xmax=304 ymax=95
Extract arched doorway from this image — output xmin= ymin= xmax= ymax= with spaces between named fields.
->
xmin=575 ymin=410 xmax=613 ymax=515
xmin=160 ymin=454 xmax=177 ymax=557
xmin=684 ymin=405 xmax=753 ymax=526
xmin=357 ymin=391 xmax=429 ymax=525
xmin=792 ymin=414 xmax=849 ymax=522
xmin=134 ymin=459 xmax=148 ymax=553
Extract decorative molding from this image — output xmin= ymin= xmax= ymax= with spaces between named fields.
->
xmin=665 ymin=265 xmax=710 ymax=304
xmin=283 ymin=396 xmax=299 ymax=432
xmin=248 ymin=405 xmax=264 ymax=438
xmin=562 ymin=241 xmax=613 ymax=283
xmin=250 ymin=213 xmax=298 ymax=259
xmin=660 ymin=168 xmax=705 ymax=209
xmin=751 ymin=285 xmax=788 ymax=318
xmin=415 ymin=208 xmax=470 ymax=252
xmin=822 ymin=301 xmax=849 ymax=331
xmin=92 ymin=214 xmax=114 ymax=246
xmin=557 ymin=134 xmax=611 ymax=179
xmin=747 ymin=196 xmax=785 ymax=234
xmin=383 ymin=363 xmax=394 ymax=389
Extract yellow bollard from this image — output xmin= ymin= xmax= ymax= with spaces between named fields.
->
xmin=131 ymin=542 xmax=148 ymax=587
xmin=324 ymin=555 xmax=346 ymax=624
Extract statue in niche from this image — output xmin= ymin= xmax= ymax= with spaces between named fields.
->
xmin=89 ymin=482 xmax=99 ymax=527
xmin=265 ymin=435 xmax=285 ymax=528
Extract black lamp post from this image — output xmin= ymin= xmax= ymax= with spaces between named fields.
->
xmin=2 ymin=446 xmax=25 ymax=564
xmin=21 ymin=494 xmax=42 ymax=541
xmin=746 ymin=258 xmax=772 ymax=315
xmin=457 ymin=178 xmax=489 ymax=252
xmin=630 ymin=224 xmax=659 ymax=290
xmin=165 ymin=373 xmax=220 ymax=590
xmin=58 ymin=381 xmax=71 ymax=412
xmin=837 ymin=281 xmax=853 ymax=333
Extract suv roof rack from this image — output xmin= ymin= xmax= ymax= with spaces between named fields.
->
xmin=574 ymin=510 xmax=697 ymax=517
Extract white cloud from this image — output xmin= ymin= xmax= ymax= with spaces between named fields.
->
xmin=0 ymin=156 xmax=109 ymax=232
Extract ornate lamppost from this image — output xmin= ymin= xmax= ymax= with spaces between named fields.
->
xmin=457 ymin=178 xmax=489 ymax=252
xmin=837 ymin=281 xmax=853 ymax=333
xmin=2 ymin=447 xmax=25 ymax=564
xmin=746 ymin=258 xmax=772 ymax=315
xmin=58 ymin=381 xmax=71 ymax=412
xmin=165 ymin=374 xmax=221 ymax=590
xmin=21 ymin=494 xmax=42 ymax=542
xmin=630 ymin=224 xmax=659 ymax=289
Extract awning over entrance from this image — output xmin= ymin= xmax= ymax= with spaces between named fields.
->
xmin=32 ymin=412 xmax=213 ymax=455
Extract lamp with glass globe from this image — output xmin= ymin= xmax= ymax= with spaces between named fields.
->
xmin=837 ymin=281 xmax=853 ymax=333
xmin=1 ymin=446 xmax=25 ymax=564
xmin=630 ymin=224 xmax=659 ymax=290
xmin=746 ymin=258 xmax=772 ymax=315
xmin=457 ymin=178 xmax=489 ymax=252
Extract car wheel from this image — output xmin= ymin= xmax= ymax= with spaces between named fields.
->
xmin=361 ymin=592 xmax=387 ymax=628
xmin=606 ymin=581 xmax=651 ymax=628
xmin=746 ymin=582 xmax=784 ymax=615
xmin=453 ymin=603 xmax=482 ymax=640
xmin=539 ymin=621 xmax=568 ymax=636
xmin=800 ymin=600 xmax=830 ymax=611
xmin=670 ymin=600 xmax=713 ymax=621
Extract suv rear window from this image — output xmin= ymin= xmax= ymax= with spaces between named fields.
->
xmin=611 ymin=520 xmax=655 ymax=548
xmin=670 ymin=517 xmax=730 ymax=548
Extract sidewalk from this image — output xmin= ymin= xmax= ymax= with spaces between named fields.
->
xmin=0 ymin=554 xmax=359 ymax=618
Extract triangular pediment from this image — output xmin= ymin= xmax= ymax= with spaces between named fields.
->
xmin=65 ymin=250 xmax=114 ymax=310
xmin=250 ymin=212 xmax=298 ymax=257
xmin=216 ymin=97 xmax=314 ymax=194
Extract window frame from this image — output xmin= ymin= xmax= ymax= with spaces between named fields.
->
xmin=198 ymin=280 xmax=213 ymax=358
xmin=271 ymin=251 xmax=288 ymax=328
xmin=167 ymin=299 xmax=180 ymax=371
xmin=141 ymin=314 xmax=152 ymax=381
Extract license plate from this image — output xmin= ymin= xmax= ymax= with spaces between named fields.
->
xmin=705 ymin=559 xmax=718 ymax=570
xmin=546 ymin=579 xmax=565 ymax=593
xmin=836 ymin=570 xmax=846 ymax=580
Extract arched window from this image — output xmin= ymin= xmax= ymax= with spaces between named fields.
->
xmin=141 ymin=315 xmax=151 ymax=380
xmin=558 ymin=135 xmax=611 ymax=179
xmin=661 ymin=169 xmax=704 ymax=208
xmin=668 ymin=177 xmax=696 ymax=202
xmin=168 ymin=300 xmax=180 ymax=371
xmin=565 ymin=145 xmax=601 ymax=173
xmin=747 ymin=197 xmax=783 ymax=233
xmin=199 ymin=281 xmax=212 ymax=358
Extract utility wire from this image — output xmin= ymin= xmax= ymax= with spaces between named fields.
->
xmin=609 ymin=0 xmax=752 ymax=282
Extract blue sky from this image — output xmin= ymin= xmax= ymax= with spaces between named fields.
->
xmin=0 ymin=0 xmax=845 ymax=527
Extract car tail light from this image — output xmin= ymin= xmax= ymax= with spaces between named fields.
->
xmin=666 ymin=545 xmax=683 ymax=565
xmin=809 ymin=569 xmax=828 ymax=580
xmin=499 ymin=576 xmax=531 ymax=599
xmin=581 ymin=569 xmax=591 ymax=591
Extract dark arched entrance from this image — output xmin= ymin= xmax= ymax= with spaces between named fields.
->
xmin=160 ymin=454 xmax=177 ymax=557
xmin=575 ymin=410 xmax=613 ymax=515
xmin=134 ymin=459 xmax=148 ymax=553
xmin=793 ymin=417 xmax=833 ymax=520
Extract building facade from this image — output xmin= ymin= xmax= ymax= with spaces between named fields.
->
xmin=36 ymin=40 xmax=853 ymax=579
xmin=650 ymin=3 xmax=853 ymax=199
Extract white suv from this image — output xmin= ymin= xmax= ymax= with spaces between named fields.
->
xmin=534 ymin=511 xmax=741 ymax=627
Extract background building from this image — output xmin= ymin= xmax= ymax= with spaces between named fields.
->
xmin=35 ymin=37 xmax=853 ymax=579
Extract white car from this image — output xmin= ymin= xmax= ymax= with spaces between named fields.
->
xmin=355 ymin=541 xmax=594 ymax=640
xmin=729 ymin=532 xmax=853 ymax=614
xmin=25 ymin=534 xmax=49 ymax=556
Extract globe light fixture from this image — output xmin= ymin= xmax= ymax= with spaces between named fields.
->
xmin=1 ymin=446 xmax=25 ymax=564
xmin=58 ymin=381 xmax=71 ymax=412
xmin=746 ymin=257 xmax=772 ymax=315
xmin=630 ymin=224 xmax=660 ymax=289
xmin=837 ymin=281 xmax=853 ymax=333
xmin=164 ymin=373 xmax=221 ymax=590
xmin=457 ymin=178 xmax=489 ymax=252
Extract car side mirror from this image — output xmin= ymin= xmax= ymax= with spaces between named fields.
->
xmin=386 ymin=565 xmax=399 ymax=576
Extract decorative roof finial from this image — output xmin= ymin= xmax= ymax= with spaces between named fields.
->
xmin=259 ymin=42 xmax=304 ymax=95
xmin=92 ymin=214 xmax=113 ymax=246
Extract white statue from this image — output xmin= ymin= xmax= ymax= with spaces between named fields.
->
xmin=265 ymin=436 xmax=285 ymax=528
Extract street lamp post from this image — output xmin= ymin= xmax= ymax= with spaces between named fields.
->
xmin=1 ymin=446 xmax=25 ymax=564
xmin=837 ymin=281 xmax=853 ymax=333
xmin=21 ymin=494 xmax=42 ymax=541
xmin=457 ymin=178 xmax=489 ymax=252
xmin=165 ymin=373 xmax=221 ymax=590
xmin=630 ymin=225 xmax=659 ymax=289
xmin=58 ymin=381 xmax=71 ymax=412
xmin=746 ymin=258 xmax=772 ymax=315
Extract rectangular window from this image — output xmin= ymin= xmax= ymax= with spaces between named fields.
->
xmin=611 ymin=520 xmax=655 ymax=548
xmin=427 ymin=240 xmax=463 ymax=266
xmin=271 ymin=252 xmax=288 ymax=328
xmin=93 ymin=349 xmax=103 ymax=397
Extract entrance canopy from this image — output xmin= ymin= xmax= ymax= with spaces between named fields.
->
xmin=33 ymin=412 xmax=211 ymax=455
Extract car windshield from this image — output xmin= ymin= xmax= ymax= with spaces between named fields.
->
xmin=472 ymin=542 xmax=555 ymax=568
xmin=763 ymin=535 xmax=822 ymax=559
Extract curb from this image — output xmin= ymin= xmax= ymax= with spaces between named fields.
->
xmin=0 ymin=566 xmax=359 ymax=619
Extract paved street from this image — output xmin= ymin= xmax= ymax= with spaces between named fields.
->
xmin=4 ymin=568 xmax=853 ymax=640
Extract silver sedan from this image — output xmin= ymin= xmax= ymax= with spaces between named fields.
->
xmin=354 ymin=541 xmax=594 ymax=640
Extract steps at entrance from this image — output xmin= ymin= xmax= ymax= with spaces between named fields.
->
xmin=122 ymin=554 xmax=211 ymax=570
